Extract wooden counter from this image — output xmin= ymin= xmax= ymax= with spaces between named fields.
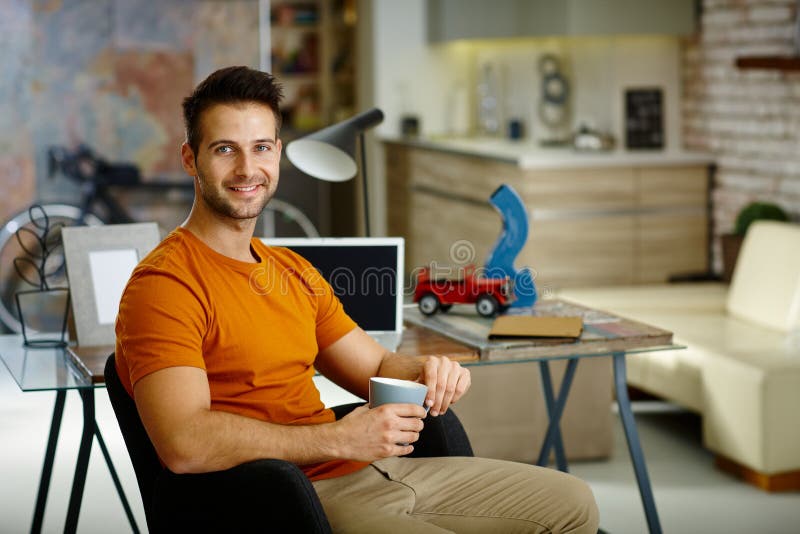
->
xmin=385 ymin=140 xmax=712 ymax=288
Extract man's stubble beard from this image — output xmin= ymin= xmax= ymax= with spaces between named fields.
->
xmin=196 ymin=170 xmax=275 ymax=221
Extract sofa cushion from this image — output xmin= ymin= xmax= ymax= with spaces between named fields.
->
xmin=702 ymin=347 xmax=800 ymax=474
xmin=558 ymin=283 xmax=727 ymax=413
xmin=559 ymin=283 xmax=727 ymax=314
xmin=559 ymin=282 xmax=800 ymax=473
xmin=728 ymin=221 xmax=800 ymax=333
xmin=559 ymin=283 xmax=797 ymax=377
xmin=626 ymin=346 xmax=704 ymax=412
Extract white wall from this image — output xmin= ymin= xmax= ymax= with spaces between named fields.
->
xmin=368 ymin=0 xmax=473 ymax=235
xmin=371 ymin=3 xmax=683 ymax=143
xmin=368 ymin=1 xmax=685 ymax=234
xmin=372 ymin=0 xmax=473 ymax=139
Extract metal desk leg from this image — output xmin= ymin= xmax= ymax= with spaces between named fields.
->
xmin=94 ymin=426 xmax=140 ymax=533
xmin=537 ymin=360 xmax=569 ymax=471
xmin=64 ymin=388 xmax=95 ymax=534
xmin=536 ymin=358 xmax=578 ymax=471
xmin=31 ymin=390 xmax=66 ymax=534
xmin=613 ymin=352 xmax=662 ymax=534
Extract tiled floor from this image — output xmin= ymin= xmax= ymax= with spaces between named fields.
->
xmin=1 ymin=366 xmax=798 ymax=534
xmin=569 ymin=402 xmax=800 ymax=534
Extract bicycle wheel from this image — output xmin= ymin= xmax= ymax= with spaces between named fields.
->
xmin=0 ymin=204 xmax=103 ymax=334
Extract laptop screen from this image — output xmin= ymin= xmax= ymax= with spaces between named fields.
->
xmin=261 ymin=238 xmax=404 ymax=333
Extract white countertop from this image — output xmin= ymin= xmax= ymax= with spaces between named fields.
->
xmin=382 ymin=136 xmax=715 ymax=170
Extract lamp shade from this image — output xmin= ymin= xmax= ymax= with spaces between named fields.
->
xmin=285 ymin=108 xmax=384 ymax=182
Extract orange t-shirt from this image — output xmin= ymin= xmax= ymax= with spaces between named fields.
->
xmin=115 ymin=227 xmax=368 ymax=481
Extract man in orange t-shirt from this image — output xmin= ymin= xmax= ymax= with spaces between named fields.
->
xmin=116 ymin=66 xmax=598 ymax=533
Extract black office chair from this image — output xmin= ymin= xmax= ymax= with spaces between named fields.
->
xmin=104 ymin=353 xmax=473 ymax=533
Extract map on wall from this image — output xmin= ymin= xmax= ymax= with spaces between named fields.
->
xmin=0 ymin=0 xmax=260 ymax=218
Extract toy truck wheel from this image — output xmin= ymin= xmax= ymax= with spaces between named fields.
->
xmin=418 ymin=293 xmax=441 ymax=316
xmin=476 ymin=294 xmax=499 ymax=317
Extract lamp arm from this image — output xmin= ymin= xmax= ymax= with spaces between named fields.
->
xmin=359 ymin=132 xmax=370 ymax=237
xmin=351 ymin=108 xmax=384 ymax=133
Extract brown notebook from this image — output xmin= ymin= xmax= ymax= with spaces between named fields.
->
xmin=488 ymin=315 xmax=583 ymax=340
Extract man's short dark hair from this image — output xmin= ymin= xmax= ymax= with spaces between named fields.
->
xmin=182 ymin=66 xmax=284 ymax=154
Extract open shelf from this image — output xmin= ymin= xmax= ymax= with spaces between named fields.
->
xmin=735 ymin=56 xmax=800 ymax=70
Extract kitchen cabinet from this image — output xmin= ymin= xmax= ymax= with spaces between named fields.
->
xmin=384 ymin=141 xmax=711 ymax=288
xmin=427 ymin=0 xmax=696 ymax=43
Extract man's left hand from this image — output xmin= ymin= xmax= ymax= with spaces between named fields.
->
xmin=418 ymin=356 xmax=471 ymax=417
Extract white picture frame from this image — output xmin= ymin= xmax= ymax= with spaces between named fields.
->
xmin=62 ymin=223 xmax=161 ymax=347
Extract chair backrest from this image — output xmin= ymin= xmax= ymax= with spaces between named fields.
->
xmin=727 ymin=221 xmax=800 ymax=332
xmin=104 ymin=353 xmax=161 ymax=529
xmin=104 ymin=357 xmax=473 ymax=532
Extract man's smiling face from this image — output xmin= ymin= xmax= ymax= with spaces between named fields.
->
xmin=182 ymin=102 xmax=282 ymax=222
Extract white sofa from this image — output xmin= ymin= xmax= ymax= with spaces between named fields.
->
xmin=559 ymin=221 xmax=800 ymax=489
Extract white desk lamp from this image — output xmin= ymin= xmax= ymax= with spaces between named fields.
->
xmin=285 ymin=108 xmax=384 ymax=236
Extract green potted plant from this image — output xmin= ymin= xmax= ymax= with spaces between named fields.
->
xmin=721 ymin=201 xmax=789 ymax=282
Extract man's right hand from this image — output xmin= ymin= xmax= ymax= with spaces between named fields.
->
xmin=333 ymin=404 xmax=426 ymax=462
xmin=135 ymin=366 xmax=425 ymax=473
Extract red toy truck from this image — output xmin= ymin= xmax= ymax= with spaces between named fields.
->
xmin=413 ymin=264 xmax=514 ymax=317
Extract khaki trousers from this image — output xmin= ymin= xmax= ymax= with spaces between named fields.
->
xmin=312 ymin=456 xmax=599 ymax=533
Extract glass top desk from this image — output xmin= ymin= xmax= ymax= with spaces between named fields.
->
xmin=399 ymin=299 xmax=682 ymax=534
xmin=0 ymin=336 xmax=139 ymax=534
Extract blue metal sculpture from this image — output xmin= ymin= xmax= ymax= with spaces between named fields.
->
xmin=485 ymin=184 xmax=537 ymax=308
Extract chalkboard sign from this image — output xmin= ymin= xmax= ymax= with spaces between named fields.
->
xmin=625 ymin=88 xmax=664 ymax=150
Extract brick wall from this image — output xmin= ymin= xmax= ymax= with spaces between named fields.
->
xmin=683 ymin=0 xmax=800 ymax=272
